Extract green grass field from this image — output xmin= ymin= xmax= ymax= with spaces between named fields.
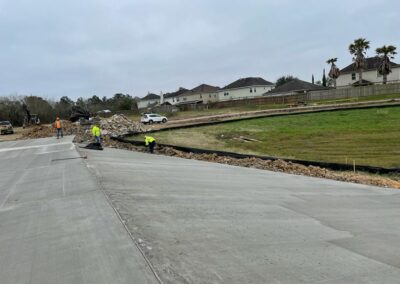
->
xmin=130 ymin=106 xmax=400 ymax=168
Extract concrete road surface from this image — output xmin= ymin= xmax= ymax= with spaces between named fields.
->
xmin=0 ymin=137 xmax=158 ymax=284
xmin=1 ymin=137 xmax=400 ymax=283
xmin=81 ymin=147 xmax=400 ymax=284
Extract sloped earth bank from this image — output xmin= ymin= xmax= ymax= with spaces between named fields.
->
xmin=17 ymin=114 xmax=400 ymax=189
xmin=105 ymin=139 xmax=400 ymax=189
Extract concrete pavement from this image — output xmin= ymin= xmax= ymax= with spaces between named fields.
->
xmin=0 ymin=137 xmax=158 ymax=284
xmin=2 ymin=136 xmax=400 ymax=283
xmin=82 ymin=147 xmax=400 ymax=284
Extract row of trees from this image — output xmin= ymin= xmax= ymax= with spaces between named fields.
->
xmin=0 ymin=93 xmax=139 ymax=126
xmin=327 ymin=38 xmax=397 ymax=87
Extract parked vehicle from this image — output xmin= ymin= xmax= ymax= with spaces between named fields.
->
xmin=140 ymin=113 xmax=168 ymax=124
xmin=0 ymin=121 xmax=14 ymax=135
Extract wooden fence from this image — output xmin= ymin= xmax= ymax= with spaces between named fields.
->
xmin=308 ymin=83 xmax=400 ymax=101
xmin=211 ymin=83 xmax=400 ymax=109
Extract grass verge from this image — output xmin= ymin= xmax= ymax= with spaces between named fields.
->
xmin=129 ymin=106 xmax=400 ymax=168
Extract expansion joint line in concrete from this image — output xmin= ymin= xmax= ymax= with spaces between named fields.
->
xmin=83 ymin=159 xmax=163 ymax=284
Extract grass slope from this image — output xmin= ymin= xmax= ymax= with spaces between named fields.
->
xmin=132 ymin=106 xmax=400 ymax=168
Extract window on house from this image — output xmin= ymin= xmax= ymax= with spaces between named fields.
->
xmin=351 ymin=73 xmax=356 ymax=80
xmin=183 ymin=98 xmax=187 ymax=101
xmin=209 ymin=94 xmax=211 ymax=98
xmin=200 ymin=95 xmax=202 ymax=98
xmin=254 ymin=88 xmax=256 ymax=92
xmin=250 ymin=88 xmax=252 ymax=93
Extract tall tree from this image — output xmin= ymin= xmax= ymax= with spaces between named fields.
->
xmin=322 ymin=69 xmax=327 ymax=87
xmin=326 ymin=58 xmax=340 ymax=88
xmin=312 ymin=74 xmax=314 ymax=84
xmin=349 ymin=38 xmax=370 ymax=86
xmin=376 ymin=45 xmax=397 ymax=84
xmin=275 ymin=75 xmax=298 ymax=87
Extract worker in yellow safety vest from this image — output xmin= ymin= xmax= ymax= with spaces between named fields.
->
xmin=92 ymin=124 xmax=101 ymax=144
xmin=54 ymin=117 xmax=63 ymax=139
xmin=144 ymin=135 xmax=156 ymax=153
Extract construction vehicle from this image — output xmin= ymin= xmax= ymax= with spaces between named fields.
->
xmin=70 ymin=106 xmax=90 ymax=123
xmin=0 ymin=121 xmax=14 ymax=135
xmin=22 ymin=104 xmax=40 ymax=128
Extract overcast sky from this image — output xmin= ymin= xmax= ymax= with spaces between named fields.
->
xmin=0 ymin=0 xmax=399 ymax=100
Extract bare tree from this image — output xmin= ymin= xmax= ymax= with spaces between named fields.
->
xmin=326 ymin=58 xmax=340 ymax=88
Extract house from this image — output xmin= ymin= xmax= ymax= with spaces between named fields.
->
xmin=218 ymin=77 xmax=274 ymax=101
xmin=265 ymin=79 xmax=329 ymax=96
xmin=163 ymin=87 xmax=189 ymax=105
xmin=178 ymin=84 xmax=220 ymax=104
xmin=137 ymin=93 xmax=160 ymax=109
xmin=336 ymin=57 xmax=400 ymax=87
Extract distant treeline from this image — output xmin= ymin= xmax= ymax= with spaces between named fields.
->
xmin=0 ymin=93 xmax=138 ymax=126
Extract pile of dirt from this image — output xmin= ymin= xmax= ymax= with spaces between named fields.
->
xmin=100 ymin=114 xmax=146 ymax=137
xmin=21 ymin=120 xmax=78 ymax=139
xmin=21 ymin=114 xmax=147 ymax=143
xmin=73 ymin=114 xmax=147 ymax=143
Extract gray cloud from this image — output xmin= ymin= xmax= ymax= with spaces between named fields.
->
xmin=0 ymin=0 xmax=399 ymax=99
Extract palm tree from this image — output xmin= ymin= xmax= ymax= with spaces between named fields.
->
xmin=326 ymin=58 xmax=340 ymax=88
xmin=376 ymin=45 xmax=397 ymax=84
xmin=349 ymin=38 xmax=370 ymax=86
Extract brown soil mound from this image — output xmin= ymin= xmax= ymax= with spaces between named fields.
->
xmin=21 ymin=120 xmax=78 ymax=139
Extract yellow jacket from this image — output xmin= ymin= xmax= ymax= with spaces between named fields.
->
xmin=92 ymin=125 xmax=101 ymax=137
xmin=145 ymin=136 xmax=155 ymax=145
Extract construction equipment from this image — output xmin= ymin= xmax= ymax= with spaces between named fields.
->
xmin=70 ymin=106 xmax=90 ymax=123
xmin=22 ymin=104 xmax=40 ymax=128
xmin=0 ymin=121 xmax=14 ymax=135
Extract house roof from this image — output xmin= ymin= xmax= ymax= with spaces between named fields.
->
xmin=267 ymin=79 xmax=329 ymax=95
xmin=179 ymin=84 xmax=220 ymax=97
xmin=163 ymin=87 xmax=188 ymax=98
xmin=141 ymin=93 xmax=160 ymax=101
xmin=190 ymin=84 xmax=220 ymax=94
xmin=223 ymin=77 xmax=274 ymax=90
xmin=341 ymin=57 xmax=400 ymax=74
xmin=175 ymin=100 xmax=203 ymax=106
xmin=352 ymin=79 xmax=373 ymax=87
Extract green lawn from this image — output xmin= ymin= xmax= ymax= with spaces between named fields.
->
xmin=130 ymin=106 xmax=400 ymax=168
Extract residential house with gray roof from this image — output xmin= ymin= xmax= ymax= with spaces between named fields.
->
xmin=265 ymin=79 xmax=329 ymax=96
xmin=177 ymin=84 xmax=220 ymax=105
xmin=336 ymin=57 xmax=400 ymax=87
xmin=137 ymin=93 xmax=160 ymax=109
xmin=218 ymin=77 xmax=274 ymax=101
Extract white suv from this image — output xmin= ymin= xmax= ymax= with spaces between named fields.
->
xmin=140 ymin=113 xmax=168 ymax=124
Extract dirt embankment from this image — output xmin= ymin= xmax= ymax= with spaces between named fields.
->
xmin=104 ymin=140 xmax=400 ymax=189
xmin=15 ymin=114 xmax=400 ymax=189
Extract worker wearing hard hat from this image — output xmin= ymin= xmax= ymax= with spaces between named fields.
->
xmin=54 ymin=117 xmax=63 ymax=139
xmin=92 ymin=124 xmax=102 ymax=144
xmin=144 ymin=135 xmax=156 ymax=153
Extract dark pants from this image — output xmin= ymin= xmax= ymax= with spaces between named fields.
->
xmin=95 ymin=136 xmax=101 ymax=144
xmin=56 ymin=128 xmax=63 ymax=138
xmin=149 ymin=141 xmax=156 ymax=153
